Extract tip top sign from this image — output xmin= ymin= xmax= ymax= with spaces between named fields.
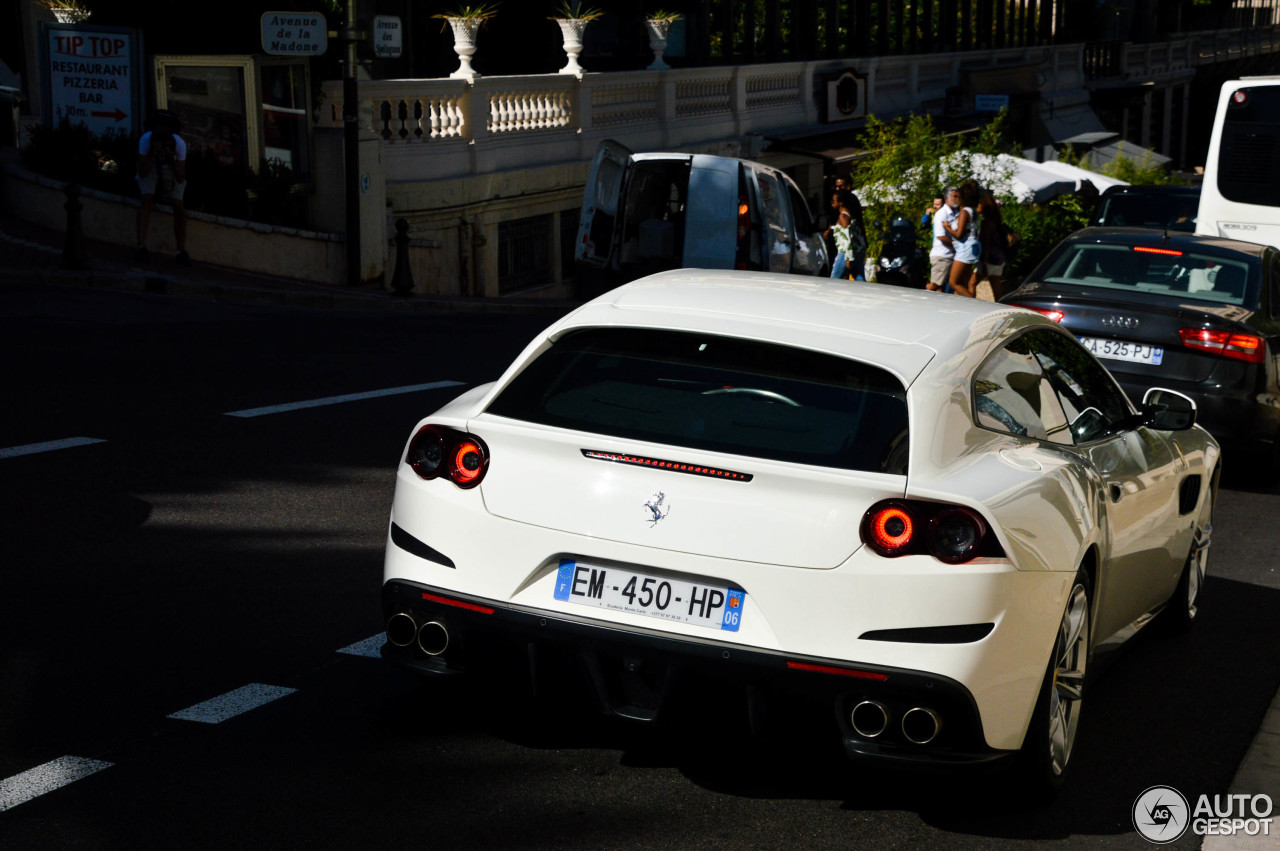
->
xmin=261 ymin=11 xmax=327 ymax=56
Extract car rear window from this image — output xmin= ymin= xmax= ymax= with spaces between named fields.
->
xmin=1038 ymin=243 xmax=1257 ymax=306
xmin=485 ymin=328 xmax=910 ymax=474
xmin=1093 ymin=191 xmax=1199 ymax=231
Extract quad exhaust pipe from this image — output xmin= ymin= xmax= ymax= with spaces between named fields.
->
xmin=851 ymin=701 xmax=889 ymax=738
xmin=850 ymin=701 xmax=942 ymax=745
xmin=416 ymin=620 xmax=449 ymax=656
xmin=387 ymin=612 xmax=418 ymax=647
xmin=386 ymin=613 xmax=450 ymax=657
xmin=901 ymin=707 xmax=942 ymax=745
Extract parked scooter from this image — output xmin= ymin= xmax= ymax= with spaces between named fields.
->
xmin=876 ymin=217 xmax=924 ymax=287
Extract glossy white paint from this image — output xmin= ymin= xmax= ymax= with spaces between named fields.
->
xmin=385 ymin=270 xmax=1219 ymax=753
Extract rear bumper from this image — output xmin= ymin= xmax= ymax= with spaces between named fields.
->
xmin=381 ymin=578 xmax=1014 ymax=767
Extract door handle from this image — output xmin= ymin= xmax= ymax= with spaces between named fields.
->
xmin=1109 ymin=483 xmax=1123 ymax=503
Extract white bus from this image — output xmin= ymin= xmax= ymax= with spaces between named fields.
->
xmin=1196 ymin=76 xmax=1280 ymax=248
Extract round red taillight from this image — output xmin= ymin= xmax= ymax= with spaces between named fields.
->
xmin=863 ymin=501 xmax=916 ymax=557
xmin=450 ymin=440 xmax=486 ymax=487
xmin=406 ymin=426 xmax=488 ymax=489
xmin=927 ymin=507 xmax=986 ymax=564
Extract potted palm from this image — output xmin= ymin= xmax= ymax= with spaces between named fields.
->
xmin=645 ymin=10 xmax=682 ymax=70
xmin=433 ymin=3 xmax=499 ymax=81
xmin=40 ymin=0 xmax=92 ymax=24
xmin=549 ymin=1 xmax=603 ymax=76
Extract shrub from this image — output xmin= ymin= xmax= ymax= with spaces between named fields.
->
xmin=21 ymin=119 xmax=136 ymax=197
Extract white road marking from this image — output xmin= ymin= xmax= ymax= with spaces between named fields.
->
xmin=224 ymin=381 xmax=465 ymax=418
xmin=0 ymin=437 xmax=106 ymax=459
xmin=167 ymin=684 xmax=298 ymax=724
xmin=0 ymin=756 xmax=113 ymax=812
xmin=337 ymin=633 xmax=385 ymax=658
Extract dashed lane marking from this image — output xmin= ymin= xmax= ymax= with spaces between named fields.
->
xmin=0 ymin=437 xmax=106 ymax=459
xmin=167 ymin=684 xmax=298 ymax=724
xmin=337 ymin=633 xmax=386 ymax=658
xmin=224 ymin=381 xmax=466 ymax=418
xmin=0 ymin=756 xmax=113 ymax=812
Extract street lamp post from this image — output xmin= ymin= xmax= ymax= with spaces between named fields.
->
xmin=343 ymin=0 xmax=361 ymax=287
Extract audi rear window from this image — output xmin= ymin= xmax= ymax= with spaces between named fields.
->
xmin=486 ymin=328 xmax=910 ymax=474
xmin=1039 ymin=243 xmax=1258 ymax=306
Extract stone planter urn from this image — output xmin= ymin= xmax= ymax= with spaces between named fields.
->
xmin=51 ymin=7 xmax=91 ymax=23
xmin=446 ymin=17 xmax=484 ymax=81
xmin=556 ymin=19 xmax=590 ymax=75
xmin=646 ymin=19 xmax=674 ymax=70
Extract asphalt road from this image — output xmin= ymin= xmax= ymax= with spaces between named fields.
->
xmin=1 ymin=283 xmax=1277 ymax=849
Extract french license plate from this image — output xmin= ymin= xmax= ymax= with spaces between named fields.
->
xmin=553 ymin=559 xmax=744 ymax=632
xmin=1078 ymin=336 xmax=1164 ymax=365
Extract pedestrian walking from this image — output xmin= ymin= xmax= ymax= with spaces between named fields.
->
xmin=135 ymin=110 xmax=190 ymax=265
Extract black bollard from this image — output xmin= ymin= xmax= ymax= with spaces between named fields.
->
xmin=62 ymin=183 xmax=88 ymax=270
xmin=390 ymin=217 xmax=415 ymax=296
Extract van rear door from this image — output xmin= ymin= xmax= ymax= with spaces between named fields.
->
xmin=748 ymin=168 xmax=795 ymax=273
xmin=576 ymin=139 xmax=634 ymax=268
xmin=682 ymin=156 xmax=740 ymax=269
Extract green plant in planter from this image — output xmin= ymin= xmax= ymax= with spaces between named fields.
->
xmin=550 ymin=1 xmax=603 ymax=20
xmin=39 ymin=0 xmax=92 ymax=22
xmin=646 ymin=9 xmax=683 ymax=23
xmin=432 ymin=2 xmax=499 ymax=27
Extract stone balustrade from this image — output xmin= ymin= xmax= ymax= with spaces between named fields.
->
xmin=317 ymin=43 xmax=1095 ymax=183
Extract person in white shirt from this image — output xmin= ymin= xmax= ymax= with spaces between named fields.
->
xmin=928 ymin=186 xmax=959 ymax=291
xmin=135 ymin=113 xmax=190 ymax=265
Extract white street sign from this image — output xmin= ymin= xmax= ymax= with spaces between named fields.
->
xmin=46 ymin=28 xmax=136 ymax=136
xmin=261 ymin=12 xmax=328 ymax=56
xmin=372 ymin=16 xmax=402 ymax=58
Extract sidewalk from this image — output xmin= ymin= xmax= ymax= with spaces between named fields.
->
xmin=0 ymin=214 xmax=578 ymax=315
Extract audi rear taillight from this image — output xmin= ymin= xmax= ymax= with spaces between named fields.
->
xmin=405 ymin=425 xmax=489 ymax=488
xmin=1013 ymin=304 xmax=1065 ymax=323
xmin=1179 ymin=328 xmax=1266 ymax=364
xmin=860 ymin=500 xmax=1004 ymax=564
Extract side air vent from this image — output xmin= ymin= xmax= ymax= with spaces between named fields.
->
xmin=1178 ymin=475 xmax=1202 ymax=517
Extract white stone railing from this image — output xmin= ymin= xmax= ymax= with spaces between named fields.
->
xmin=1108 ymin=26 xmax=1280 ymax=82
xmin=315 ymin=26 xmax=1280 ymax=183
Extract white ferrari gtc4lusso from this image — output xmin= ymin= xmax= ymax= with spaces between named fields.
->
xmin=380 ymin=270 xmax=1217 ymax=792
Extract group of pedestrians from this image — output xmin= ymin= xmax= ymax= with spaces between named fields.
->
xmin=927 ymin=179 xmax=1014 ymax=299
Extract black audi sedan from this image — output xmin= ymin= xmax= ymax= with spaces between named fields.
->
xmin=1002 ymin=227 xmax=1280 ymax=476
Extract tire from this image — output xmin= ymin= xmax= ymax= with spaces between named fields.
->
xmin=1167 ymin=484 xmax=1212 ymax=630
xmin=1018 ymin=568 xmax=1091 ymax=796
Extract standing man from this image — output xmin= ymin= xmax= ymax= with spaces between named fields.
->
xmin=135 ymin=111 xmax=190 ymax=265
xmin=928 ymin=186 xmax=959 ymax=291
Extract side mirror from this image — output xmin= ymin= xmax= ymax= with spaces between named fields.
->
xmin=1141 ymin=388 xmax=1197 ymax=431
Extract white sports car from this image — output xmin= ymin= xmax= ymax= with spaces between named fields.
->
xmin=380 ymin=271 xmax=1217 ymax=791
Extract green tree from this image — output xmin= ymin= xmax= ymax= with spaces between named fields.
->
xmin=850 ymin=110 xmax=1011 ymax=260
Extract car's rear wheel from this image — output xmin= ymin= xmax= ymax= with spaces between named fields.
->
xmin=1168 ymin=486 xmax=1212 ymax=630
xmin=1019 ymin=569 xmax=1091 ymax=795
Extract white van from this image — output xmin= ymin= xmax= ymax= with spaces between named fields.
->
xmin=575 ymin=140 xmax=828 ymax=281
xmin=1196 ymin=77 xmax=1280 ymax=247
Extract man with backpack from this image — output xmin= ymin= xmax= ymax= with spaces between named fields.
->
xmin=135 ymin=110 xmax=190 ymax=265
